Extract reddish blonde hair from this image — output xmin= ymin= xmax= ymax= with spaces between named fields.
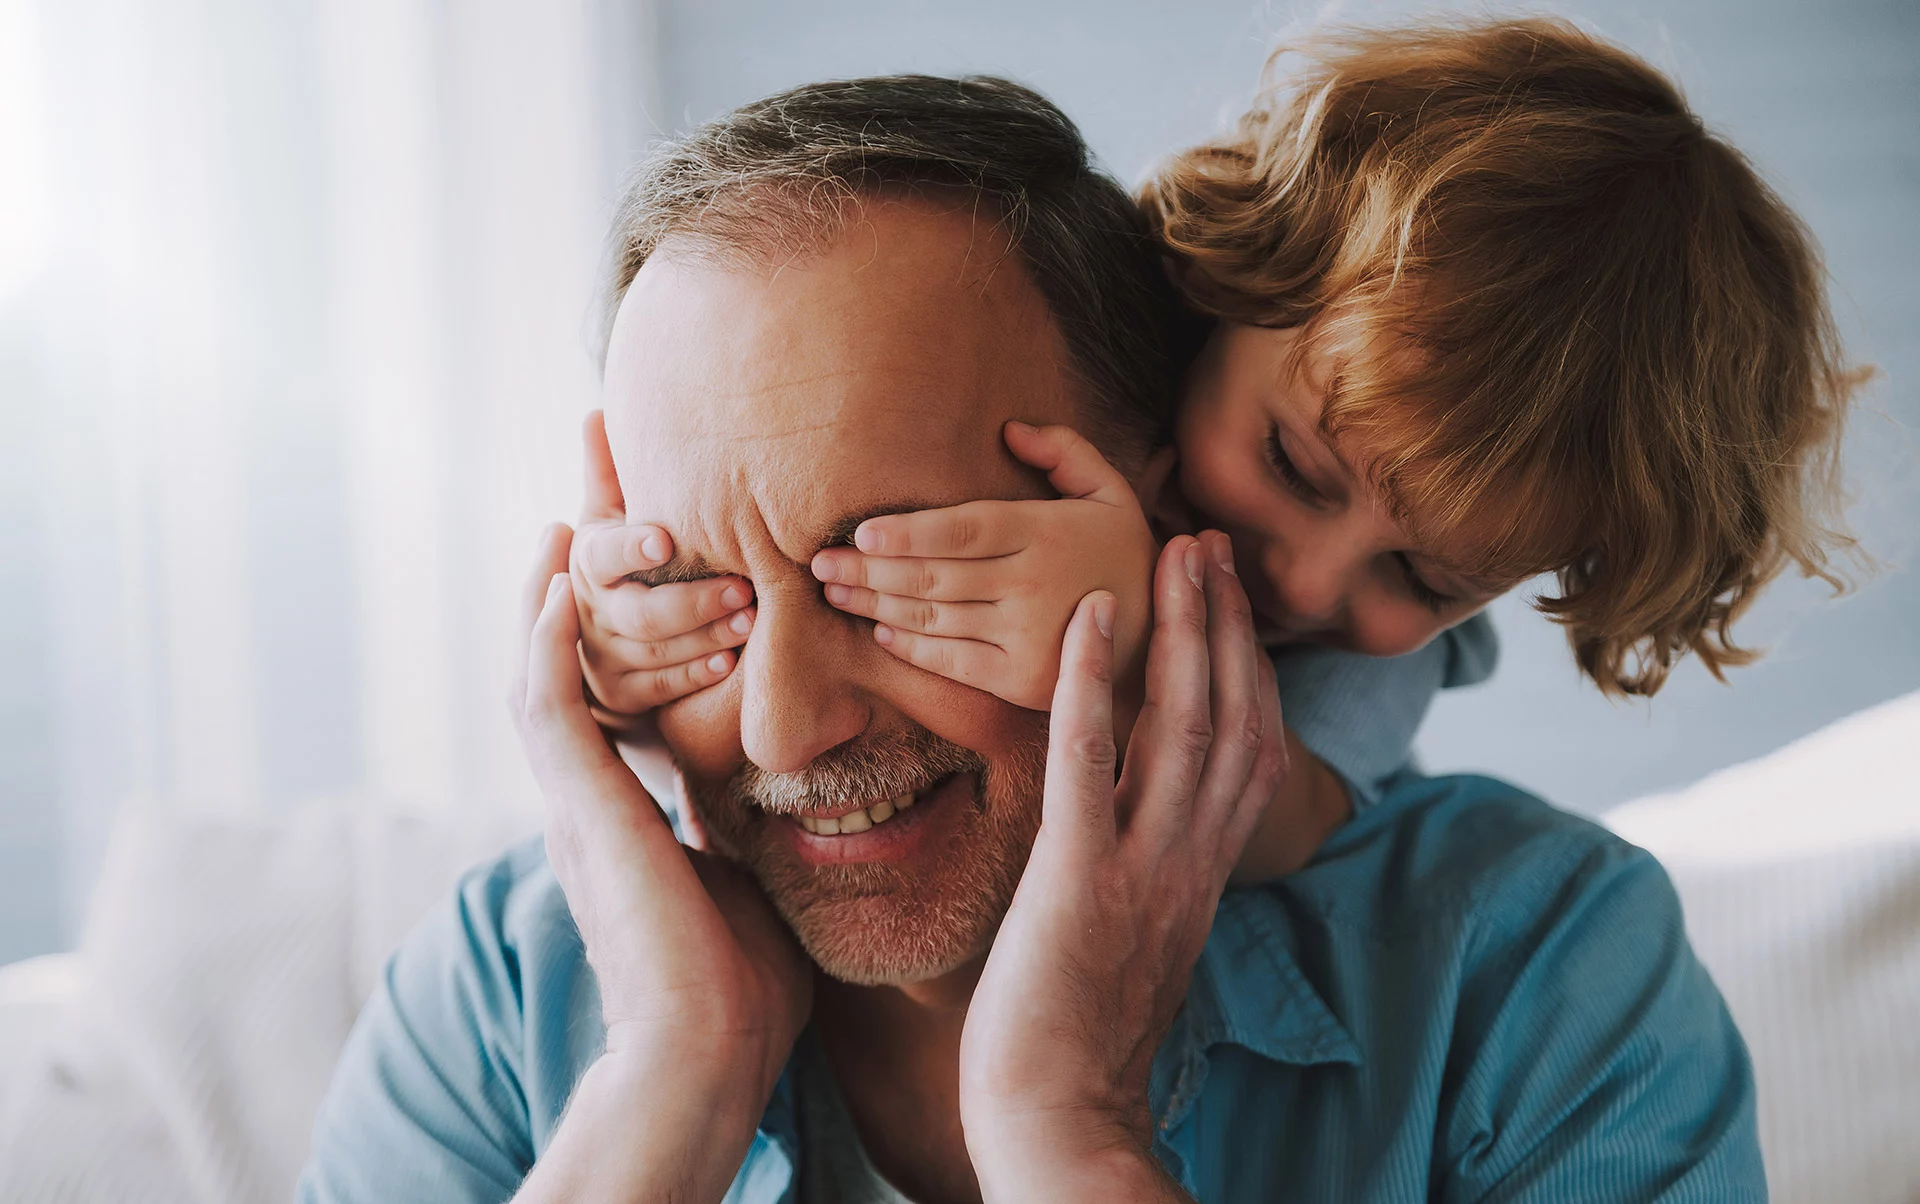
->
xmin=1143 ymin=17 xmax=1864 ymax=695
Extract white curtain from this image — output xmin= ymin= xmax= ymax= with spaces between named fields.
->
xmin=0 ymin=0 xmax=664 ymax=958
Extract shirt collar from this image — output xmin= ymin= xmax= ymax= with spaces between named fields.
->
xmin=1181 ymin=885 xmax=1362 ymax=1068
xmin=1148 ymin=884 xmax=1361 ymax=1155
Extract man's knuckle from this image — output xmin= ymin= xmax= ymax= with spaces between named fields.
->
xmin=1081 ymin=650 xmax=1113 ymax=687
xmin=1225 ymin=704 xmax=1264 ymax=753
xmin=1068 ymin=730 xmax=1118 ymax=768
xmin=1177 ymin=603 xmax=1208 ymax=636
xmin=522 ymin=692 xmax=566 ymax=738
xmin=1173 ymin=715 xmax=1214 ymax=759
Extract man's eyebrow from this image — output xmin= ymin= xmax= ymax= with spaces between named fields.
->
xmin=630 ymin=551 xmax=718 ymax=588
xmin=627 ymin=501 xmax=948 ymax=587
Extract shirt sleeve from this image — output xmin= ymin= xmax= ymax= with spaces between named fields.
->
xmin=1272 ymin=611 xmax=1498 ymax=810
xmin=1440 ymin=840 xmax=1766 ymax=1203
xmin=296 ymin=856 xmax=539 ymax=1204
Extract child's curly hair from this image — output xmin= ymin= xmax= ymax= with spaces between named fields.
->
xmin=1143 ymin=17 xmax=1866 ymax=695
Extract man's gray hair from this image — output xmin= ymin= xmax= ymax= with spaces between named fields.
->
xmin=603 ymin=74 xmax=1193 ymax=459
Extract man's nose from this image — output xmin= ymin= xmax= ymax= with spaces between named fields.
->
xmin=735 ymin=585 xmax=872 ymax=774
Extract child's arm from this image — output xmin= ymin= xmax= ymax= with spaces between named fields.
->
xmin=814 ymin=421 xmax=1350 ymax=879
xmin=568 ymin=411 xmax=756 ymax=730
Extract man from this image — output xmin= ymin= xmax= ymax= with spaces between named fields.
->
xmin=300 ymin=76 xmax=1763 ymax=1202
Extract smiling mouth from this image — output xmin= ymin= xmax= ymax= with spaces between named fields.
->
xmin=791 ymin=789 xmax=919 ymax=835
xmin=771 ymin=771 xmax=966 ymax=837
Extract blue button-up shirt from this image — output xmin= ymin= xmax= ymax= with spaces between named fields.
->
xmin=298 ymin=770 xmax=1764 ymax=1202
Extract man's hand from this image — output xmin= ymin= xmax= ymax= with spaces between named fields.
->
xmin=959 ymin=531 xmax=1286 ymax=1203
xmin=810 ymin=421 xmax=1157 ymax=712
xmin=509 ymin=524 xmax=808 ymax=1203
xmin=570 ymin=411 xmax=756 ymax=727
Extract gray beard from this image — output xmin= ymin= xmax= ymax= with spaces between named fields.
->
xmin=681 ymin=724 xmax=1045 ymax=986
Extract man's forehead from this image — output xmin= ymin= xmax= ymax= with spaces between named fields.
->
xmin=602 ymin=199 xmax=1080 ymax=564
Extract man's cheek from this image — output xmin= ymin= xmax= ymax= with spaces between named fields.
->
xmin=889 ymin=673 xmax=1046 ymax=767
xmin=654 ymin=678 xmax=745 ymax=785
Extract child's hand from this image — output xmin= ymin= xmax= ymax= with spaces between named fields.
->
xmin=809 ymin=421 xmax=1156 ymax=711
xmin=569 ymin=411 xmax=756 ymax=729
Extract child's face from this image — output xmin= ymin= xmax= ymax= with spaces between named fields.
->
xmin=1174 ymin=322 xmax=1508 ymax=657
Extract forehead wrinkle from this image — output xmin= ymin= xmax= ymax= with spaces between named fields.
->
xmin=649 ymin=372 xmax=988 ymax=450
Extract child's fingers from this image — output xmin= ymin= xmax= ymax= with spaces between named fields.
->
xmin=821 ymin=583 xmax=999 ymax=642
xmin=868 ymin=625 xmax=1016 ymax=695
xmin=850 ymin=500 xmax=1025 ymax=559
xmin=583 ymin=649 xmax=738 ymax=714
xmin=574 ymin=521 xmax=675 ymax=590
xmin=810 ymin=549 xmax=1001 ymax=601
xmin=597 ymin=606 xmax=755 ymax=671
xmin=594 ymin=575 xmax=753 ymax=643
xmin=1002 ymin=421 xmax=1133 ymax=505
xmin=581 ymin=411 xmax=626 ymax=523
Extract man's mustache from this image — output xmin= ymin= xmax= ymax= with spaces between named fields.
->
xmin=726 ymin=725 xmax=986 ymax=814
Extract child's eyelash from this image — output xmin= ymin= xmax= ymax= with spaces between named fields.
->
xmin=1396 ymin=553 xmax=1456 ymax=614
xmin=1264 ymin=423 xmax=1323 ymax=504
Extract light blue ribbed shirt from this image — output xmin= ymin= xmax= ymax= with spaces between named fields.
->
xmin=1271 ymin=611 xmax=1500 ymax=809
xmin=298 ymin=763 xmax=1763 ymax=1202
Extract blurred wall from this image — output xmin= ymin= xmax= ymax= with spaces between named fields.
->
xmin=0 ymin=0 xmax=660 ymax=963
xmin=652 ymin=0 xmax=1920 ymax=813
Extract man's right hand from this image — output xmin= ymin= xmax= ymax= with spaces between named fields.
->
xmin=509 ymin=523 xmax=809 ymax=1203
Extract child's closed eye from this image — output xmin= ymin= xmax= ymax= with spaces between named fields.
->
xmin=1394 ymin=552 xmax=1458 ymax=614
xmin=1265 ymin=422 xmax=1327 ymax=507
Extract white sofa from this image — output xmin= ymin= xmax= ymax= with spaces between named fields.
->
xmin=3 ymin=692 xmax=1917 ymax=1203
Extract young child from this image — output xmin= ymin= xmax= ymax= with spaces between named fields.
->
xmin=568 ymin=18 xmax=1859 ymax=873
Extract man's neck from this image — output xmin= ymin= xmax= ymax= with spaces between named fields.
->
xmin=811 ymin=960 xmax=985 ymax=1204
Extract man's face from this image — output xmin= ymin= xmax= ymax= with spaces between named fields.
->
xmin=602 ymin=199 xmax=1084 ymax=986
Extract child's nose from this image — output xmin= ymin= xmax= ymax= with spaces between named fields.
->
xmin=1266 ymin=546 xmax=1347 ymax=628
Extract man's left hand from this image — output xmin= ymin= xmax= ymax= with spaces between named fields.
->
xmin=959 ymin=530 xmax=1288 ymax=1201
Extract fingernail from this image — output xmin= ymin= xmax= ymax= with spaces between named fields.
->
xmin=706 ymin=652 xmax=731 ymax=674
xmin=824 ymin=582 xmax=850 ymax=605
xmin=640 ymin=532 xmax=667 ymax=563
xmin=873 ymin=623 xmax=894 ymax=646
xmin=1211 ymin=532 xmax=1237 ymax=575
xmin=853 ymin=525 xmax=884 ymax=554
xmin=810 ymin=554 xmax=837 ymax=582
xmin=1183 ymin=541 xmax=1204 ymax=588
xmin=1092 ymin=593 xmax=1115 ymax=639
xmin=1007 ymin=420 xmax=1037 ymax=435
xmin=722 ymin=583 xmax=751 ymax=609
xmin=729 ymin=609 xmax=753 ymax=634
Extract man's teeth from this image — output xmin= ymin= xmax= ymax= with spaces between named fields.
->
xmin=795 ymin=790 xmax=917 ymax=836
